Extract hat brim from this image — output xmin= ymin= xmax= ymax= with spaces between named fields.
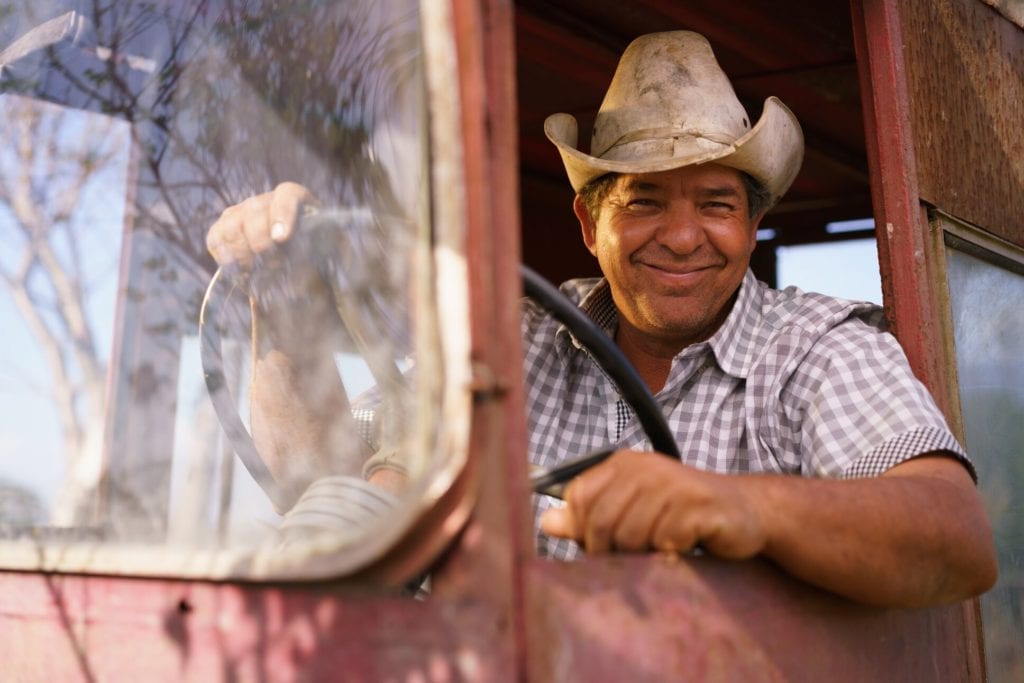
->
xmin=545 ymin=96 xmax=803 ymax=206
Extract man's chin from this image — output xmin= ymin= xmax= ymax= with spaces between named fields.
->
xmin=641 ymin=299 xmax=734 ymax=346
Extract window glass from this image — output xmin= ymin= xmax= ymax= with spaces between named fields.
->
xmin=945 ymin=238 xmax=1024 ymax=682
xmin=0 ymin=0 xmax=465 ymax=582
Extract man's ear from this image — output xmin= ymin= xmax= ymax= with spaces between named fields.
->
xmin=574 ymin=195 xmax=599 ymax=256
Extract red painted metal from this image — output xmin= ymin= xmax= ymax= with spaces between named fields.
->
xmin=0 ymin=572 xmax=511 ymax=681
xmin=526 ymin=555 xmax=975 ymax=682
xmin=850 ymin=0 xmax=984 ymax=678
xmin=848 ymin=0 xmax=959 ymax=416
xmin=429 ymin=0 xmax=533 ymax=658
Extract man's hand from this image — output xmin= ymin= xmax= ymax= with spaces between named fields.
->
xmin=206 ymin=182 xmax=317 ymax=266
xmin=540 ymin=450 xmax=766 ymax=558
xmin=541 ymin=450 xmax=997 ymax=607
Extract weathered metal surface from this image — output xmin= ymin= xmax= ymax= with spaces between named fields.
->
xmin=429 ymin=0 xmax=533 ymax=657
xmin=526 ymin=555 xmax=975 ymax=682
xmin=850 ymin=0 xmax=963 ymax=421
xmin=0 ymin=572 xmax=511 ymax=681
xmin=853 ymin=10 xmax=1018 ymax=679
xmin=0 ymin=1 xmax=1002 ymax=680
xmin=851 ymin=0 xmax=988 ymax=677
xmin=902 ymin=0 xmax=1024 ymax=247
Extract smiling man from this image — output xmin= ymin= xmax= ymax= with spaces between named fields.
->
xmin=526 ymin=31 xmax=996 ymax=607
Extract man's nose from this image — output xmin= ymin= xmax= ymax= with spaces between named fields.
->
xmin=654 ymin=202 xmax=705 ymax=254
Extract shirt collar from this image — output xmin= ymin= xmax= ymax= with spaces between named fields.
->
xmin=705 ymin=269 xmax=764 ymax=379
xmin=554 ymin=278 xmax=618 ymax=356
xmin=554 ymin=270 xmax=764 ymax=379
xmin=578 ymin=278 xmax=619 ymax=332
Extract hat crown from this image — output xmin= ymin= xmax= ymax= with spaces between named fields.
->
xmin=543 ymin=30 xmax=803 ymax=201
xmin=591 ymin=32 xmax=750 ymax=161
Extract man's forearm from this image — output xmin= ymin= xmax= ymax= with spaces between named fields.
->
xmin=249 ymin=298 xmax=371 ymax=510
xmin=750 ymin=454 xmax=996 ymax=607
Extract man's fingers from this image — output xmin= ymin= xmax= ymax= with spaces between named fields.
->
xmin=206 ymin=232 xmax=234 ymax=266
xmin=539 ymin=451 xmax=767 ymax=560
xmin=241 ymin=209 xmax=274 ymax=255
xmin=207 ymin=211 xmax=249 ymax=265
xmin=268 ymin=182 xmax=318 ymax=244
xmin=563 ymin=454 xmax=623 ymax=547
xmin=611 ymin=495 xmax=669 ymax=552
xmin=206 ymin=184 xmax=319 ymax=266
xmin=581 ymin=476 xmax=643 ymax=552
xmin=208 ymin=194 xmax=270 ymax=265
xmin=540 ymin=505 xmax=578 ymax=539
xmin=650 ymin=505 xmax=692 ymax=554
xmin=538 ymin=450 xmax=633 ymax=547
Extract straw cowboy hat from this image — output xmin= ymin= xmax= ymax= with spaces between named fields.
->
xmin=545 ymin=31 xmax=804 ymax=206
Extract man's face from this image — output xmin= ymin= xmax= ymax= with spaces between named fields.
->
xmin=577 ymin=163 xmax=763 ymax=353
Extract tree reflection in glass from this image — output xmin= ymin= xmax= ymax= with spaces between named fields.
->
xmin=0 ymin=0 xmax=438 ymax=582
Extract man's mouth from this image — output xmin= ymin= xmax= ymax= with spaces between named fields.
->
xmin=644 ymin=261 xmax=708 ymax=274
xmin=638 ymin=260 xmax=718 ymax=280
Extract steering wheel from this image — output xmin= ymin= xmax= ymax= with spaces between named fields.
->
xmin=199 ymin=208 xmax=410 ymax=511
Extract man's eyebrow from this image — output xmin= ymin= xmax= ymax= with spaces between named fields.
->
xmin=699 ymin=185 xmax=743 ymax=198
xmin=618 ymin=179 xmax=743 ymax=197
xmin=619 ymin=178 xmax=663 ymax=193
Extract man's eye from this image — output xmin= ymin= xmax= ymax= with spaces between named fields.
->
xmin=704 ymin=201 xmax=735 ymax=212
xmin=626 ymin=198 xmax=658 ymax=209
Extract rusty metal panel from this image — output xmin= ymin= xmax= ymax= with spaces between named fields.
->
xmin=900 ymin=0 xmax=1024 ymax=246
xmin=0 ymin=571 xmax=519 ymax=682
xmin=527 ymin=555 xmax=975 ymax=682
xmin=851 ymin=3 xmax=1006 ymax=680
xmin=850 ymin=0 xmax=963 ymax=421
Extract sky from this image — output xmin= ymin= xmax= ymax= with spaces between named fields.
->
xmin=766 ymin=216 xmax=882 ymax=304
xmin=0 ymin=97 xmax=130 ymax=513
xmin=777 ymin=237 xmax=882 ymax=304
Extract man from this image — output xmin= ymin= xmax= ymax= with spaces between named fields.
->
xmin=528 ymin=31 xmax=994 ymax=607
xmin=206 ymin=31 xmax=996 ymax=607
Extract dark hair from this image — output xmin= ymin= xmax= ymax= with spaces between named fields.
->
xmin=741 ymin=172 xmax=772 ymax=219
xmin=577 ymin=173 xmax=619 ymax=222
xmin=576 ymin=169 xmax=773 ymax=222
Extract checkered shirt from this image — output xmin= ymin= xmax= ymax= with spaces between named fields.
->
xmin=522 ymin=269 xmax=970 ymax=560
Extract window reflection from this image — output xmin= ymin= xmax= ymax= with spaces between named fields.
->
xmin=0 ymin=94 xmax=130 ymax=532
xmin=945 ymin=238 xmax=1024 ymax=682
xmin=0 ymin=0 xmax=452 ymax=582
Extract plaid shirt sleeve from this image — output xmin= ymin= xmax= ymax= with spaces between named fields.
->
xmin=777 ymin=312 xmax=972 ymax=480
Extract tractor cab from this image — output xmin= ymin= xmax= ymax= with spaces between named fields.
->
xmin=0 ymin=1 xmax=1021 ymax=680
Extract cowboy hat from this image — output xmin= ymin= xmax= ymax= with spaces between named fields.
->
xmin=544 ymin=31 xmax=804 ymax=206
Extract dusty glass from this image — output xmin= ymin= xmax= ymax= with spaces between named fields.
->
xmin=945 ymin=238 xmax=1024 ymax=682
xmin=0 ymin=0 xmax=463 ymax=582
